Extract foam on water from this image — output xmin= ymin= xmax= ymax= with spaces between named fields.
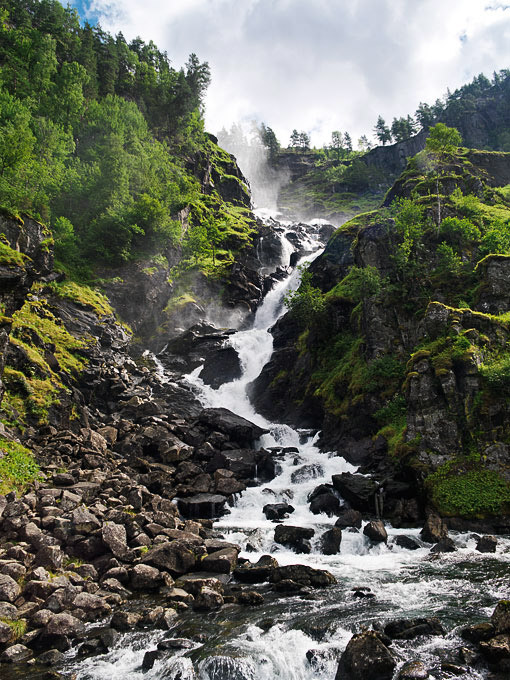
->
xmin=68 ymin=218 xmax=510 ymax=680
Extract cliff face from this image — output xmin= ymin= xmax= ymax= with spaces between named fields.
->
xmin=249 ymin=148 xmax=510 ymax=522
xmin=364 ymin=92 xmax=510 ymax=177
xmin=91 ymin=141 xmax=284 ymax=349
xmin=0 ymin=214 xmax=54 ymax=403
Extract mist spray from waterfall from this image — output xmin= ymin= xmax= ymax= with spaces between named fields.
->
xmin=217 ymin=123 xmax=290 ymax=213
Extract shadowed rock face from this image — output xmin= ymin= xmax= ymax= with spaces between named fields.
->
xmin=335 ymin=630 xmax=396 ymax=680
xmin=0 ymin=214 xmax=54 ymax=402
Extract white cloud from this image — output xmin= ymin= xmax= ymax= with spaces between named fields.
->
xmin=73 ymin=0 xmax=510 ymax=147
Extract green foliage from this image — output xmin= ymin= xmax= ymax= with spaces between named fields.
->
xmin=284 ymin=268 xmax=325 ymax=328
xmin=0 ymin=0 xmax=212 ymax=268
xmin=427 ymin=464 xmax=510 ymax=517
xmin=0 ymin=285 xmax=104 ymax=426
xmin=328 ymin=265 xmax=383 ymax=303
xmin=480 ymin=354 xmax=510 ymax=393
xmin=365 ymin=355 xmax=405 ymax=392
xmin=47 ymin=281 xmax=113 ymax=317
xmin=479 ymin=221 xmax=510 ymax=256
xmin=0 ymin=438 xmax=41 ymax=494
xmin=451 ymin=187 xmax=484 ymax=221
xmin=0 ymin=238 xmax=28 ymax=267
xmin=436 ymin=242 xmax=463 ymax=276
xmin=0 ymin=618 xmax=27 ymax=639
xmin=374 ymin=394 xmax=407 ymax=424
xmin=425 ymin=123 xmax=463 ymax=159
xmin=390 ymin=197 xmax=427 ymax=276
xmin=439 ymin=216 xmax=481 ymax=245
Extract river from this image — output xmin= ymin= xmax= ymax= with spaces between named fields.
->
xmin=67 ymin=217 xmax=510 ymax=680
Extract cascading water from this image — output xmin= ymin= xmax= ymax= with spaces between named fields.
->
xmin=68 ymin=217 xmax=510 ymax=680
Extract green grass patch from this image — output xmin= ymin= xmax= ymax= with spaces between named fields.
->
xmin=46 ymin=281 xmax=113 ymax=317
xmin=0 ymin=239 xmax=29 ymax=267
xmin=0 ymin=438 xmax=41 ymax=494
xmin=427 ymin=464 xmax=510 ymax=517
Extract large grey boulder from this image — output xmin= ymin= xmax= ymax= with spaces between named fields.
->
xmin=335 ymin=630 xmax=396 ymax=680
xmin=142 ymin=541 xmax=196 ymax=576
xmin=0 ymin=574 xmax=21 ymax=603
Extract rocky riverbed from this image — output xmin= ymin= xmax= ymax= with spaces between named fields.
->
xmin=0 ymin=211 xmax=510 ymax=680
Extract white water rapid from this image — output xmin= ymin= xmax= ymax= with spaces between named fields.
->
xmin=68 ymin=218 xmax=510 ymax=680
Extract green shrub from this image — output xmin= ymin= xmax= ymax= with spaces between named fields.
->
xmin=439 ymin=216 xmax=481 ymax=245
xmin=436 ymin=242 xmax=463 ymax=276
xmin=0 ymin=439 xmax=41 ymax=494
xmin=480 ymin=354 xmax=510 ymax=393
xmin=284 ymin=268 xmax=325 ymax=328
xmin=427 ymin=465 xmax=510 ymax=517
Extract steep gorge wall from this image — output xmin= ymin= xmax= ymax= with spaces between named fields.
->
xmin=249 ymin=149 xmax=510 ymax=522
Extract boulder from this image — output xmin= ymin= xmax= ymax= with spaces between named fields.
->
xmin=394 ymin=535 xmax=421 ymax=550
xmin=142 ymin=541 xmax=196 ymax=576
xmin=274 ymin=524 xmax=314 ymax=553
xmin=207 ymin=448 xmax=276 ymax=482
xmin=479 ymin=633 xmax=510 ymax=663
xmin=310 ymin=492 xmax=340 ymax=517
xmin=263 ymin=502 xmax=295 ymax=520
xmin=384 ymin=617 xmax=445 ymax=640
xmin=37 ymin=649 xmax=65 ymax=666
xmin=193 ymin=586 xmax=224 ymax=611
xmin=0 ymin=643 xmax=33 ymax=663
xmin=234 ymin=555 xmax=279 ymax=583
xmin=102 ymin=522 xmax=128 ymax=559
xmin=430 ymin=538 xmax=456 ymax=553
xmin=460 ymin=622 xmax=495 ymax=643
xmin=363 ymin=520 xmax=388 ymax=543
xmin=0 ymin=620 xmax=14 ymax=644
xmin=200 ymin=655 xmax=256 ymax=680
xmin=199 ymin=408 xmax=268 ymax=446
xmin=175 ymin=575 xmax=224 ymax=597
xmin=335 ymin=630 xmax=396 ymax=680
xmin=332 ymin=473 xmax=376 ymax=512
xmin=177 ymin=493 xmax=228 ymax=519
xmin=38 ymin=612 xmax=85 ymax=651
xmin=269 ymin=564 xmax=336 ymax=588
xmin=142 ymin=649 xmax=163 ymax=671
xmin=35 ymin=545 xmax=64 ymax=571
xmin=492 ymin=600 xmax=510 ymax=634
xmin=71 ymin=506 xmax=101 ymax=534
xmin=273 ymin=579 xmax=304 ymax=594
xmin=476 ymin=535 xmax=498 ymax=553
xmin=201 ymin=548 xmax=238 ymax=574
xmin=420 ymin=514 xmax=448 ymax=543
xmin=130 ymin=564 xmax=164 ymax=590
xmin=291 ymin=464 xmax=324 ymax=483
xmin=397 ymin=660 xmax=429 ymax=679
xmin=236 ymin=590 xmax=264 ymax=606
xmin=72 ymin=592 xmax=112 ymax=621
xmin=335 ymin=508 xmax=363 ymax=529
xmin=110 ymin=610 xmax=142 ymax=631
xmin=320 ymin=527 xmax=342 ymax=555
xmin=0 ymin=574 xmax=21 ymax=603
xmin=199 ymin=347 xmax=242 ymax=389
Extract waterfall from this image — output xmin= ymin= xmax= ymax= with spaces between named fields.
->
xmin=68 ymin=216 xmax=510 ymax=680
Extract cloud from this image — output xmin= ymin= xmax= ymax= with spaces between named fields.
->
xmin=72 ymin=0 xmax=510 ymax=147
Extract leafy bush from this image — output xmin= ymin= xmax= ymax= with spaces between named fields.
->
xmin=439 ymin=216 xmax=481 ymax=245
xmin=479 ymin=220 xmax=510 ymax=256
xmin=436 ymin=242 xmax=463 ymax=276
xmin=427 ymin=465 xmax=510 ymax=517
xmin=0 ymin=438 xmax=41 ymax=494
xmin=329 ymin=265 xmax=383 ymax=303
xmin=284 ymin=268 xmax=325 ymax=328
xmin=480 ymin=354 xmax=510 ymax=393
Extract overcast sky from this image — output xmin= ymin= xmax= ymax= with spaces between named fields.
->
xmin=70 ymin=0 xmax=510 ymax=148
